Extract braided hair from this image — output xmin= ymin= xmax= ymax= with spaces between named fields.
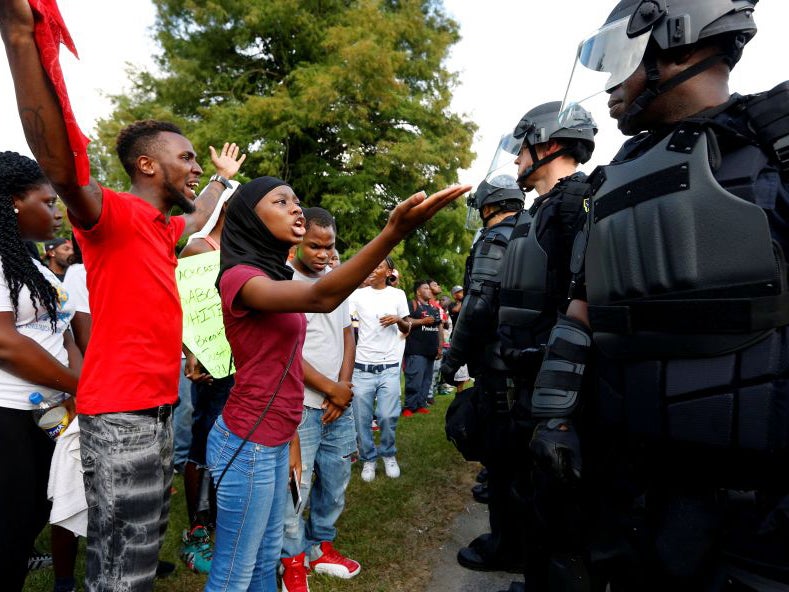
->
xmin=0 ymin=152 xmax=60 ymax=332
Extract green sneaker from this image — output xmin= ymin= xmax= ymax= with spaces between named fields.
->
xmin=179 ymin=525 xmax=213 ymax=574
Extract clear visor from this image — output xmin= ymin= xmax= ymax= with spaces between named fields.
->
xmin=465 ymin=203 xmax=482 ymax=231
xmin=483 ymin=133 xmax=523 ymax=189
xmin=559 ymin=17 xmax=650 ymax=126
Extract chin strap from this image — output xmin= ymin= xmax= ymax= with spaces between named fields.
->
xmin=619 ymin=51 xmax=728 ymax=133
xmin=516 ymin=146 xmax=572 ymax=190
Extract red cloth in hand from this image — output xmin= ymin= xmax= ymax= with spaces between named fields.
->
xmin=29 ymin=0 xmax=90 ymax=185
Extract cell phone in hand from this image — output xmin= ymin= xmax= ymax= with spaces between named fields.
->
xmin=290 ymin=468 xmax=303 ymax=513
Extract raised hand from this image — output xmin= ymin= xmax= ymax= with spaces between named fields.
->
xmin=209 ymin=142 xmax=247 ymax=180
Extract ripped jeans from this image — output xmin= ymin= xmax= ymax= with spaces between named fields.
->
xmin=281 ymin=406 xmax=357 ymax=558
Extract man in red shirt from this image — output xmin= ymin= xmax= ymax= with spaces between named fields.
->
xmin=1 ymin=4 xmax=245 ymax=589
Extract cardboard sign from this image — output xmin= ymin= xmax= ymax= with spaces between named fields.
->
xmin=176 ymin=251 xmax=234 ymax=378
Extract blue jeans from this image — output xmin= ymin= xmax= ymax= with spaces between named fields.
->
xmin=206 ymin=416 xmax=290 ymax=592
xmin=282 ymin=406 xmax=357 ymax=558
xmin=404 ymin=354 xmax=433 ymax=411
xmin=79 ymin=411 xmax=173 ymax=592
xmin=351 ymin=365 xmax=401 ymax=462
xmin=173 ymin=358 xmax=195 ymax=470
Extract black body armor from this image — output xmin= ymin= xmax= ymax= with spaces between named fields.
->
xmin=446 ymin=215 xmax=518 ymax=378
xmin=585 ymin=121 xmax=789 ymax=453
xmin=498 ymin=175 xmax=590 ymax=375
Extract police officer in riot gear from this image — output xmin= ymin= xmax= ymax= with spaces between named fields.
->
xmin=444 ymin=176 xmax=525 ymax=379
xmin=441 ymin=175 xmax=526 ymax=572
xmin=544 ymin=0 xmax=789 ymax=588
xmin=485 ymin=102 xmax=596 ymax=591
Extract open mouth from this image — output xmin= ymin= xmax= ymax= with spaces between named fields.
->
xmin=293 ymin=216 xmax=306 ymax=237
xmin=186 ymin=181 xmax=200 ymax=198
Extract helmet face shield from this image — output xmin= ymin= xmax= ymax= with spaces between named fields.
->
xmin=559 ymin=17 xmax=650 ymax=124
xmin=580 ymin=17 xmax=650 ymax=91
xmin=483 ymin=133 xmax=523 ymax=189
xmin=466 ymin=175 xmax=523 ymax=230
xmin=464 ymin=200 xmax=483 ymax=230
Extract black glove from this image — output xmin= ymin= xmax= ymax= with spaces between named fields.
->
xmin=529 ymin=418 xmax=582 ymax=484
xmin=440 ymin=357 xmax=459 ymax=385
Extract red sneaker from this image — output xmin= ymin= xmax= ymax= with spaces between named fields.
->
xmin=401 ymin=409 xmax=414 ymax=417
xmin=309 ymin=541 xmax=361 ymax=579
xmin=416 ymin=407 xmax=431 ymax=415
xmin=281 ymin=552 xmax=310 ymax=591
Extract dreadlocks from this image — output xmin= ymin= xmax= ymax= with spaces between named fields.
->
xmin=0 ymin=152 xmax=60 ymax=332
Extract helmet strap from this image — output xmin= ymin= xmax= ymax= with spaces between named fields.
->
xmin=516 ymin=146 xmax=571 ymax=189
xmin=619 ymin=50 xmax=728 ymax=132
xmin=480 ymin=205 xmax=501 ymax=227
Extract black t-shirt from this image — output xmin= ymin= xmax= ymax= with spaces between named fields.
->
xmin=405 ymin=300 xmax=440 ymax=357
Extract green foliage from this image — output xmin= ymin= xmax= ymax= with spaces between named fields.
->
xmin=89 ymin=0 xmax=475 ymax=282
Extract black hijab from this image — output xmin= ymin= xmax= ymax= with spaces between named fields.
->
xmin=217 ymin=176 xmax=295 ymax=288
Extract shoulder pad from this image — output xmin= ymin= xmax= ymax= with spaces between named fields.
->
xmin=744 ymin=81 xmax=789 ymax=178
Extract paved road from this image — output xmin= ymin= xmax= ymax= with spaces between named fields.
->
xmin=426 ymin=501 xmax=520 ymax=592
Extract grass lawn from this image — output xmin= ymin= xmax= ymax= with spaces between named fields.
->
xmin=26 ymin=393 xmax=478 ymax=591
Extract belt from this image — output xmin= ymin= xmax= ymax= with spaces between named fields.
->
xmin=127 ymin=404 xmax=173 ymax=421
xmin=354 ymin=362 xmax=399 ymax=373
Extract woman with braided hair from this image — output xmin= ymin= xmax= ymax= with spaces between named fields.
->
xmin=0 ymin=151 xmax=81 ymax=591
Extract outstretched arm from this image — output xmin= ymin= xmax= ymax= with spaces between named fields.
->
xmin=239 ymin=184 xmax=471 ymax=314
xmin=0 ymin=0 xmax=103 ymax=227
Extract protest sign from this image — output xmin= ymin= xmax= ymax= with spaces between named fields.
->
xmin=176 ymin=251 xmax=234 ymax=378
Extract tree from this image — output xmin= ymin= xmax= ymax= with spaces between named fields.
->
xmin=90 ymin=0 xmax=476 ymax=285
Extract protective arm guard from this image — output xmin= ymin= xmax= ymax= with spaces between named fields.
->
xmin=447 ymin=289 xmax=496 ymax=361
xmin=531 ymin=313 xmax=592 ymax=418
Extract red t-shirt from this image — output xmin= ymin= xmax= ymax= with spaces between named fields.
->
xmin=219 ymin=265 xmax=306 ymax=446
xmin=71 ymin=186 xmax=185 ymax=414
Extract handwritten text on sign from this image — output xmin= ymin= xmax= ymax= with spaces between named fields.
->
xmin=176 ymin=251 xmax=234 ymax=378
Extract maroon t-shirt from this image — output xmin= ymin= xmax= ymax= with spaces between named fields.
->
xmin=219 ymin=265 xmax=306 ymax=446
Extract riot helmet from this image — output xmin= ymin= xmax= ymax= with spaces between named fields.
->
xmin=485 ymin=101 xmax=597 ymax=192
xmin=561 ymin=0 xmax=757 ymax=133
xmin=465 ymin=175 xmax=524 ymax=230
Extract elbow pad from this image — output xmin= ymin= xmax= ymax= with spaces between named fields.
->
xmin=531 ymin=313 xmax=592 ymax=418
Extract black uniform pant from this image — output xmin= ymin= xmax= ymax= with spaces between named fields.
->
xmin=475 ymin=373 xmax=525 ymax=565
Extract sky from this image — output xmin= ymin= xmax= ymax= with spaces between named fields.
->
xmin=1 ymin=0 xmax=788 ymax=196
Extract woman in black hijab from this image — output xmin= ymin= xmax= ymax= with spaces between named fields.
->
xmin=205 ymin=176 xmax=469 ymax=591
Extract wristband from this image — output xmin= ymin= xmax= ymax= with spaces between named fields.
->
xmin=209 ymin=173 xmax=233 ymax=190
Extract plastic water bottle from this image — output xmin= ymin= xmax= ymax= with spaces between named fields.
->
xmin=29 ymin=391 xmax=73 ymax=440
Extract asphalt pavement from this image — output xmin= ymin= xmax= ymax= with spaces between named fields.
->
xmin=426 ymin=500 xmax=520 ymax=592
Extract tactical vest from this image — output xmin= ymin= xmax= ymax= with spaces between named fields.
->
xmin=585 ymin=123 xmax=789 ymax=452
xmin=498 ymin=178 xmax=589 ymax=365
xmin=452 ymin=216 xmax=517 ymax=377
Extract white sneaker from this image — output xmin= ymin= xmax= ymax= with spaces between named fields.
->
xmin=383 ymin=456 xmax=400 ymax=479
xmin=361 ymin=461 xmax=376 ymax=482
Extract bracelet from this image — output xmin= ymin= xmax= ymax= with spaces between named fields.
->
xmin=209 ymin=173 xmax=233 ymax=190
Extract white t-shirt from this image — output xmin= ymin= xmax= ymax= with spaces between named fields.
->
xmin=62 ymin=263 xmax=89 ymax=314
xmin=348 ymin=285 xmax=409 ymax=365
xmin=0 ymin=257 xmax=75 ymax=409
xmin=289 ymin=265 xmax=350 ymax=409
